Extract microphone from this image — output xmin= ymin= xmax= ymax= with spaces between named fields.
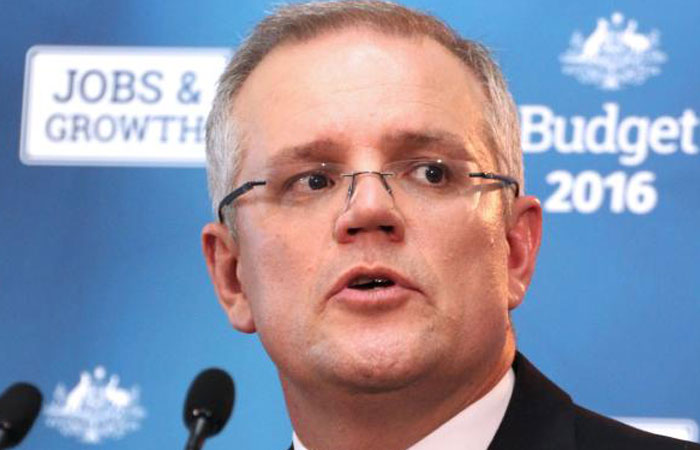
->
xmin=0 ymin=383 xmax=43 ymax=449
xmin=183 ymin=368 xmax=235 ymax=450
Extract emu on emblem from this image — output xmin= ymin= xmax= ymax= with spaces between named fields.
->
xmin=559 ymin=12 xmax=667 ymax=90
xmin=44 ymin=366 xmax=146 ymax=444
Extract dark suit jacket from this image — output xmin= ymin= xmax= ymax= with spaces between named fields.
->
xmin=289 ymin=352 xmax=699 ymax=449
xmin=488 ymin=352 xmax=699 ymax=450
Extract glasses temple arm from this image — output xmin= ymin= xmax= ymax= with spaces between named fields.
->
xmin=217 ymin=180 xmax=267 ymax=223
xmin=469 ymin=172 xmax=520 ymax=197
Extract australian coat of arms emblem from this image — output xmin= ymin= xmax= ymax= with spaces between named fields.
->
xmin=560 ymin=12 xmax=667 ymax=90
xmin=44 ymin=366 xmax=146 ymax=444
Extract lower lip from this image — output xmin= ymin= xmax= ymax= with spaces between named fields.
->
xmin=329 ymin=284 xmax=415 ymax=311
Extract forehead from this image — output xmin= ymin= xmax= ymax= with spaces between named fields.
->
xmin=232 ymin=27 xmax=492 ymax=170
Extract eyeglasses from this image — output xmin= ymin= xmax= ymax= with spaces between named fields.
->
xmin=217 ymin=158 xmax=519 ymax=223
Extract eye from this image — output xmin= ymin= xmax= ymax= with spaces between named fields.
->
xmin=410 ymin=162 xmax=448 ymax=185
xmin=306 ymin=173 xmax=331 ymax=190
xmin=287 ymin=171 xmax=335 ymax=193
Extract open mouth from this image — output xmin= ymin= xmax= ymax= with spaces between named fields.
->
xmin=347 ymin=276 xmax=396 ymax=290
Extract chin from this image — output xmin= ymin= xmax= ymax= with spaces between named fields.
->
xmin=309 ymin=330 xmax=440 ymax=394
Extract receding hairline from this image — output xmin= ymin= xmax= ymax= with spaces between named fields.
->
xmin=231 ymin=20 xmax=494 ymax=109
xmin=228 ymin=25 xmax=497 ymax=179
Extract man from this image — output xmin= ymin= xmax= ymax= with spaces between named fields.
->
xmin=201 ymin=2 xmax=699 ymax=449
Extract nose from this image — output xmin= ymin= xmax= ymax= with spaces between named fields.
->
xmin=333 ymin=172 xmax=406 ymax=243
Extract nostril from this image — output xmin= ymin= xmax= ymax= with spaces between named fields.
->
xmin=347 ymin=227 xmax=360 ymax=236
xmin=379 ymin=225 xmax=394 ymax=233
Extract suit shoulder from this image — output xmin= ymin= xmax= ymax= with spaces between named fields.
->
xmin=574 ymin=405 xmax=700 ymax=450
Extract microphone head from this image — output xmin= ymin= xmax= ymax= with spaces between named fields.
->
xmin=0 ymin=382 xmax=43 ymax=447
xmin=183 ymin=368 xmax=234 ymax=437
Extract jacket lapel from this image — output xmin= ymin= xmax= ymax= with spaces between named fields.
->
xmin=488 ymin=352 xmax=577 ymax=450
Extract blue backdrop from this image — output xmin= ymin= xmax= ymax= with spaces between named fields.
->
xmin=1 ymin=1 xmax=698 ymax=448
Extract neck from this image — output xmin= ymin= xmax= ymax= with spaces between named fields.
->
xmin=284 ymin=338 xmax=516 ymax=450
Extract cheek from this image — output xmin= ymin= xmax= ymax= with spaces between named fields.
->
xmin=436 ymin=217 xmax=511 ymax=366
xmin=236 ymin=221 xmax=322 ymax=340
xmin=416 ymin=206 xmax=509 ymax=320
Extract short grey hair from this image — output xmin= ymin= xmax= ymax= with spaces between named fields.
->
xmin=205 ymin=0 xmax=522 ymax=223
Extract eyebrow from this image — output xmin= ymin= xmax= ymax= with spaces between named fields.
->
xmin=265 ymin=129 xmax=476 ymax=168
xmin=379 ymin=129 xmax=477 ymax=162
xmin=265 ymin=139 xmax=345 ymax=168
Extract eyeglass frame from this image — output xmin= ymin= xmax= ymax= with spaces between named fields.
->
xmin=217 ymin=169 xmax=519 ymax=223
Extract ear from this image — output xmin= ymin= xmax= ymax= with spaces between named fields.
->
xmin=505 ymin=195 xmax=543 ymax=311
xmin=202 ymin=222 xmax=256 ymax=333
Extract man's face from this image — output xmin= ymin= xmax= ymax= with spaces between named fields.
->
xmin=216 ymin=29 xmax=523 ymax=393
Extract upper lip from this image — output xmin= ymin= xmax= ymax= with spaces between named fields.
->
xmin=326 ymin=265 xmax=421 ymax=299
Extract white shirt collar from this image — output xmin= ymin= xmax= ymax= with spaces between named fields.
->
xmin=292 ymin=367 xmax=515 ymax=450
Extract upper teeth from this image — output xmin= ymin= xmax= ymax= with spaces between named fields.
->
xmin=350 ymin=276 xmax=389 ymax=286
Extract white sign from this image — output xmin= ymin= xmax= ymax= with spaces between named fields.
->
xmin=21 ymin=45 xmax=230 ymax=166
xmin=617 ymin=417 xmax=699 ymax=443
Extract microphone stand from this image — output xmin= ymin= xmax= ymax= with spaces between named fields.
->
xmin=0 ymin=422 xmax=11 ymax=449
xmin=185 ymin=409 xmax=213 ymax=450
